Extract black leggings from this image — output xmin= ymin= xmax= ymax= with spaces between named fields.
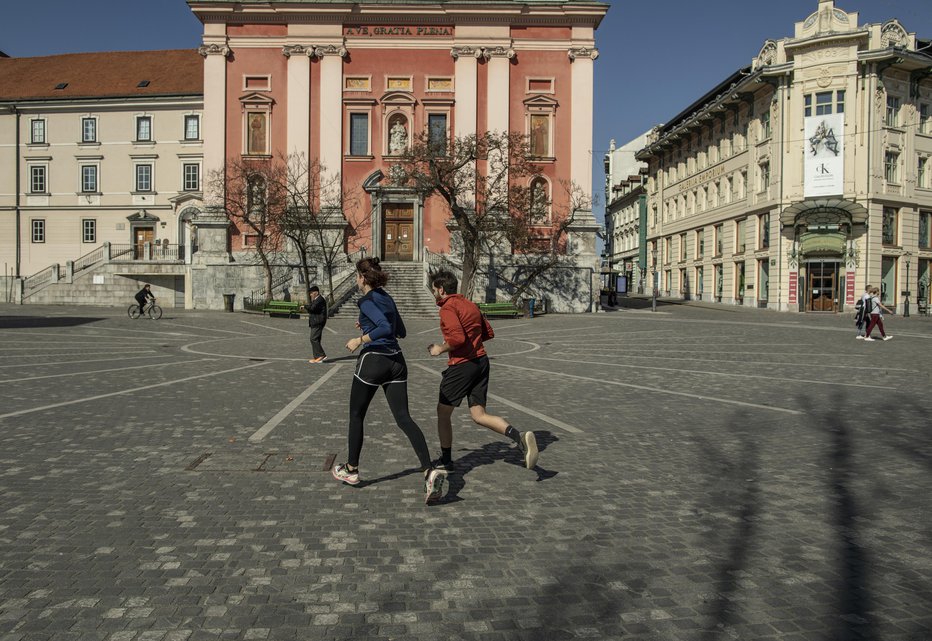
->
xmin=347 ymin=372 xmax=432 ymax=471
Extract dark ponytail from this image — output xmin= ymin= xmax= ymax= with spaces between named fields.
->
xmin=356 ymin=256 xmax=389 ymax=289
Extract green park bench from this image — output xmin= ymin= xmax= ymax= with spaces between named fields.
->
xmin=477 ymin=302 xmax=522 ymax=318
xmin=262 ymin=300 xmax=301 ymax=318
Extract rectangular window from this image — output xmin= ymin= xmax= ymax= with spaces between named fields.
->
xmin=815 ymin=92 xmax=833 ymax=116
xmin=760 ymin=162 xmax=770 ymax=192
xmin=735 ymin=219 xmax=746 ymax=253
xmin=185 ymin=115 xmax=200 ymax=140
xmin=81 ymin=165 xmax=98 ymax=193
xmin=679 ymin=233 xmax=687 ymax=261
xmin=837 ymin=90 xmax=846 ymax=114
xmin=804 ymin=94 xmax=812 ymax=118
xmin=761 ymin=110 xmax=771 ymax=138
xmin=664 ymin=237 xmax=671 ymax=265
xmin=82 ymin=219 xmax=96 ymax=243
xmin=885 ymin=151 xmax=899 ymax=184
xmin=886 ymin=96 xmax=900 ymax=127
xmin=920 ymin=157 xmax=928 ymax=189
xmin=921 ymin=104 xmax=931 ymax=134
xmin=740 ymin=171 xmax=747 ymax=198
xmin=697 ymin=229 xmax=705 ymax=257
xmin=919 ymin=211 xmax=931 ymax=249
xmin=759 ymin=213 xmax=770 ymax=249
xmin=183 ymin=163 xmax=200 ymax=191
xmin=882 ymin=207 xmax=898 ymax=246
xmin=428 ymin=114 xmax=447 ymax=153
xmin=81 ymin=117 xmax=96 ymax=143
xmin=30 ymin=119 xmax=46 ymax=144
xmin=30 ymin=166 xmax=46 ymax=193
xmin=349 ymin=113 xmax=369 ymax=156
xmin=715 ymin=224 xmax=723 ymax=256
xmin=135 ymin=164 xmax=152 ymax=192
xmin=136 ymin=116 xmax=152 ymax=142
xmin=32 ymin=219 xmax=45 ymax=243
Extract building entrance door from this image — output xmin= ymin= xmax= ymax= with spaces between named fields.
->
xmin=135 ymin=227 xmax=155 ymax=260
xmin=382 ymin=204 xmax=414 ymax=261
xmin=806 ymin=260 xmax=839 ymax=312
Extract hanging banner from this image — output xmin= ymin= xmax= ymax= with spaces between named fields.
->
xmin=846 ymin=271 xmax=855 ymax=305
xmin=804 ymin=113 xmax=844 ymax=197
xmin=788 ymin=271 xmax=798 ymax=305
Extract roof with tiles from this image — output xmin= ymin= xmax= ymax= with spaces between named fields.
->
xmin=0 ymin=50 xmax=202 ymax=102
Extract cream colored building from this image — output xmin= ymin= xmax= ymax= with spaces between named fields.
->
xmin=636 ymin=0 xmax=932 ymax=313
xmin=0 ymin=50 xmax=204 ymax=297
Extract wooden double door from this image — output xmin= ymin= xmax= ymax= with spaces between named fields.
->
xmin=135 ymin=227 xmax=154 ymax=260
xmin=382 ymin=204 xmax=414 ymax=261
xmin=806 ymin=260 xmax=840 ymax=312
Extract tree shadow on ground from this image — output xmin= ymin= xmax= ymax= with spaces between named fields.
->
xmin=0 ymin=315 xmax=106 ymax=328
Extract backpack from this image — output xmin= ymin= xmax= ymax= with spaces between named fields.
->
xmin=854 ymin=298 xmax=864 ymax=323
xmin=863 ymin=296 xmax=874 ymax=315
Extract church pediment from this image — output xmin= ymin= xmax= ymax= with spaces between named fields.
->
xmin=239 ymin=92 xmax=275 ymax=107
xmin=380 ymin=90 xmax=416 ymax=106
xmin=523 ymin=94 xmax=559 ymax=109
xmin=127 ymin=210 xmax=160 ymax=223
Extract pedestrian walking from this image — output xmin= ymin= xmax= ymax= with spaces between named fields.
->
xmin=306 ymin=285 xmax=328 ymax=363
xmin=864 ymin=286 xmax=894 ymax=341
xmin=331 ymin=257 xmax=447 ymax=503
xmin=426 ymin=270 xmax=538 ymax=471
xmin=855 ymin=284 xmax=871 ymax=339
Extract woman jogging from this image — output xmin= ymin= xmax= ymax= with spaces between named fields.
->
xmin=331 ymin=257 xmax=447 ymax=503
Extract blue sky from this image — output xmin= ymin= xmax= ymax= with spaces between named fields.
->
xmin=3 ymin=0 xmax=931 ymax=221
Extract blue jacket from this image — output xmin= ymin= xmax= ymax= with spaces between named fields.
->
xmin=357 ymin=288 xmax=406 ymax=351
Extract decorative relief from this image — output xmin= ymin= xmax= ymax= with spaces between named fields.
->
xmin=881 ymin=21 xmax=907 ymax=49
xmin=282 ymin=45 xmax=313 ymax=58
xmin=567 ymin=47 xmax=599 ymax=61
xmin=314 ymin=45 xmax=348 ymax=58
xmin=756 ymin=41 xmax=777 ymax=68
xmin=818 ymin=68 xmax=832 ymax=88
xmin=198 ymin=44 xmax=231 ymax=58
xmin=483 ymin=46 xmax=516 ymax=60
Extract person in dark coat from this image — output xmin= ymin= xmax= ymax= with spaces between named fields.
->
xmin=306 ymin=286 xmax=328 ymax=363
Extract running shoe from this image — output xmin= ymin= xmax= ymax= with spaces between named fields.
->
xmin=856 ymin=335 xmax=865 ymax=340
xmin=432 ymin=458 xmax=455 ymax=473
xmin=520 ymin=431 xmax=539 ymax=469
xmin=424 ymin=468 xmax=447 ymax=504
xmin=883 ymin=336 xmax=893 ymax=341
xmin=309 ymin=356 xmax=328 ymax=363
xmin=332 ymin=463 xmax=360 ymax=485
xmin=863 ymin=337 xmax=875 ymax=342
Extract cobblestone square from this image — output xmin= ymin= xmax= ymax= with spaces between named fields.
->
xmin=1 ymin=302 xmax=930 ymax=641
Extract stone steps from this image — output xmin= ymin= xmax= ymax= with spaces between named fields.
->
xmin=331 ymin=262 xmax=438 ymax=319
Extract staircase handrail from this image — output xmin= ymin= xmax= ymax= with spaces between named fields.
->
xmin=73 ymin=244 xmax=108 ymax=275
xmin=424 ymin=248 xmax=462 ymax=273
xmin=23 ymin=264 xmax=58 ymax=292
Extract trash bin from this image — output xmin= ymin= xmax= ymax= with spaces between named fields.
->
xmin=222 ymin=293 xmax=235 ymax=312
xmin=527 ymin=298 xmax=536 ymax=318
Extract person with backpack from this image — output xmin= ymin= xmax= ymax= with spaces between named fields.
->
xmin=855 ymin=284 xmax=872 ymax=339
xmin=863 ymin=286 xmax=893 ymax=341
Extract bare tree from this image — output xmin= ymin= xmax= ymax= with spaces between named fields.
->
xmin=498 ymin=179 xmax=591 ymax=305
xmin=277 ymin=153 xmax=368 ymax=303
xmin=207 ymin=157 xmax=288 ymax=301
xmin=399 ymin=130 xmax=544 ymax=299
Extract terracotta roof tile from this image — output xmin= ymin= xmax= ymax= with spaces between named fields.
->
xmin=0 ymin=50 xmax=202 ymax=102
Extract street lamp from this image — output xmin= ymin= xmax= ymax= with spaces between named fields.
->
xmin=903 ymin=252 xmax=912 ymax=318
xmin=651 ymin=247 xmax=659 ymax=313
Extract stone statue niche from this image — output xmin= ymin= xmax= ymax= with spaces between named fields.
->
xmin=388 ymin=115 xmax=408 ymax=155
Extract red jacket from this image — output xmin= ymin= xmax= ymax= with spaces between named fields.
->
xmin=437 ymin=294 xmax=494 ymax=365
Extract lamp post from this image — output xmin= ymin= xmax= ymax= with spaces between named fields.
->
xmin=903 ymin=252 xmax=911 ymax=318
xmin=651 ymin=247 xmax=659 ymax=313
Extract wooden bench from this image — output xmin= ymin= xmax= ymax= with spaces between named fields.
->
xmin=478 ymin=302 xmax=522 ymax=318
xmin=262 ymin=300 xmax=301 ymax=317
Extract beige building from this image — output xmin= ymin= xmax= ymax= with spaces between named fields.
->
xmin=636 ymin=0 xmax=932 ymax=313
xmin=0 ymin=50 xmax=204 ymax=302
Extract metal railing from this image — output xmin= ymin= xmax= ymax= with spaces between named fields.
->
xmin=73 ymin=244 xmax=107 ymax=275
xmin=424 ymin=248 xmax=462 ymax=274
xmin=110 ymin=244 xmax=184 ymax=261
xmin=23 ymin=264 xmax=58 ymax=291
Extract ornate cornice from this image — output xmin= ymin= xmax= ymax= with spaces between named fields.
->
xmin=483 ymin=46 xmax=516 ymax=60
xmin=568 ymin=47 xmax=599 ymax=61
xmin=314 ymin=44 xmax=348 ymax=58
xmin=282 ymin=44 xmax=314 ymax=58
xmin=198 ymin=44 xmax=231 ymax=58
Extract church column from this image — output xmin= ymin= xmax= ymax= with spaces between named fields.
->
xmin=283 ymin=45 xmax=312 ymax=161
xmin=569 ymin=47 xmax=598 ymax=202
xmin=485 ymin=47 xmax=514 ymax=135
xmin=452 ymin=47 xmax=481 ymax=138
xmin=198 ymin=37 xmax=231 ymax=206
xmin=316 ymin=45 xmax=347 ymax=178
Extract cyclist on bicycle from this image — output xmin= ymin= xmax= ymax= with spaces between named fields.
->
xmin=134 ymin=284 xmax=155 ymax=317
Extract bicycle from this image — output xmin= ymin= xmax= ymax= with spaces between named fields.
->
xmin=128 ymin=300 xmax=163 ymax=320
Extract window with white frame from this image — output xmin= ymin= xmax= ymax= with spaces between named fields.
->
xmin=759 ymin=212 xmax=770 ymax=249
xmin=82 ymin=219 xmax=96 ymax=243
xmin=245 ymin=111 xmax=269 ymax=156
xmin=136 ymin=116 xmax=152 ymax=142
xmin=920 ymin=103 xmax=931 ymax=135
xmin=30 ymin=119 xmax=46 ymax=144
xmin=679 ymin=233 xmax=688 ymax=261
xmin=761 ymin=110 xmax=771 ymax=138
xmin=183 ymin=163 xmax=200 ymax=191
xmin=885 ymin=96 xmax=900 ymax=127
xmin=529 ymin=113 xmax=551 ymax=158
xmin=735 ymin=218 xmax=746 ymax=253
xmin=81 ymin=117 xmax=97 ymax=143
xmin=81 ymin=165 xmax=98 ymax=193
xmin=696 ymin=229 xmax=705 ymax=257
xmin=804 ymin=90 xmax=845 ymax=117
xmin=759 ymin=162 xmax=770 ymax=192
xmin=885 ymin=151 xmax=899 ymax=184
xmin=919 ymin=156 xmax=929 ymax=190
xmin=32 ymin=219 xmax=45 ymax=243
xmin=348 ymin=113 xmax=369 ymax=156
xmin=184 ymin=115 xmax=200 ymax=140
xmin=427 ymin=113 xmax=447 ymax=153
xmin=135 ymin=164 xmax=152 ymax=192
xmin=30 ymin=165 xmax=47 ymax=193
xmin=740 ymin=170 xmax=748 ymax=198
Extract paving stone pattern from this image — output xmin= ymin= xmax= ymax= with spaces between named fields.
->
xmin=0 ymin=302 xmax=930 ymax=641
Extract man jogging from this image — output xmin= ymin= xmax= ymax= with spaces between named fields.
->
xmin=427 ymin=270 xmax=538 ymax=471
xmin=306 ymin=285 xmax=328 ymax=363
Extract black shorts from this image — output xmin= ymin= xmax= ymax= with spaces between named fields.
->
xmin=439 ymin=356 xmax=490 ymax=408
xmin=354 ymin=349 xmax=407 ymax=387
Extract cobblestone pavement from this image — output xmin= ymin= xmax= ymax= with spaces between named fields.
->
xmin=0 ymin=302 xmax=930 ymax=641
